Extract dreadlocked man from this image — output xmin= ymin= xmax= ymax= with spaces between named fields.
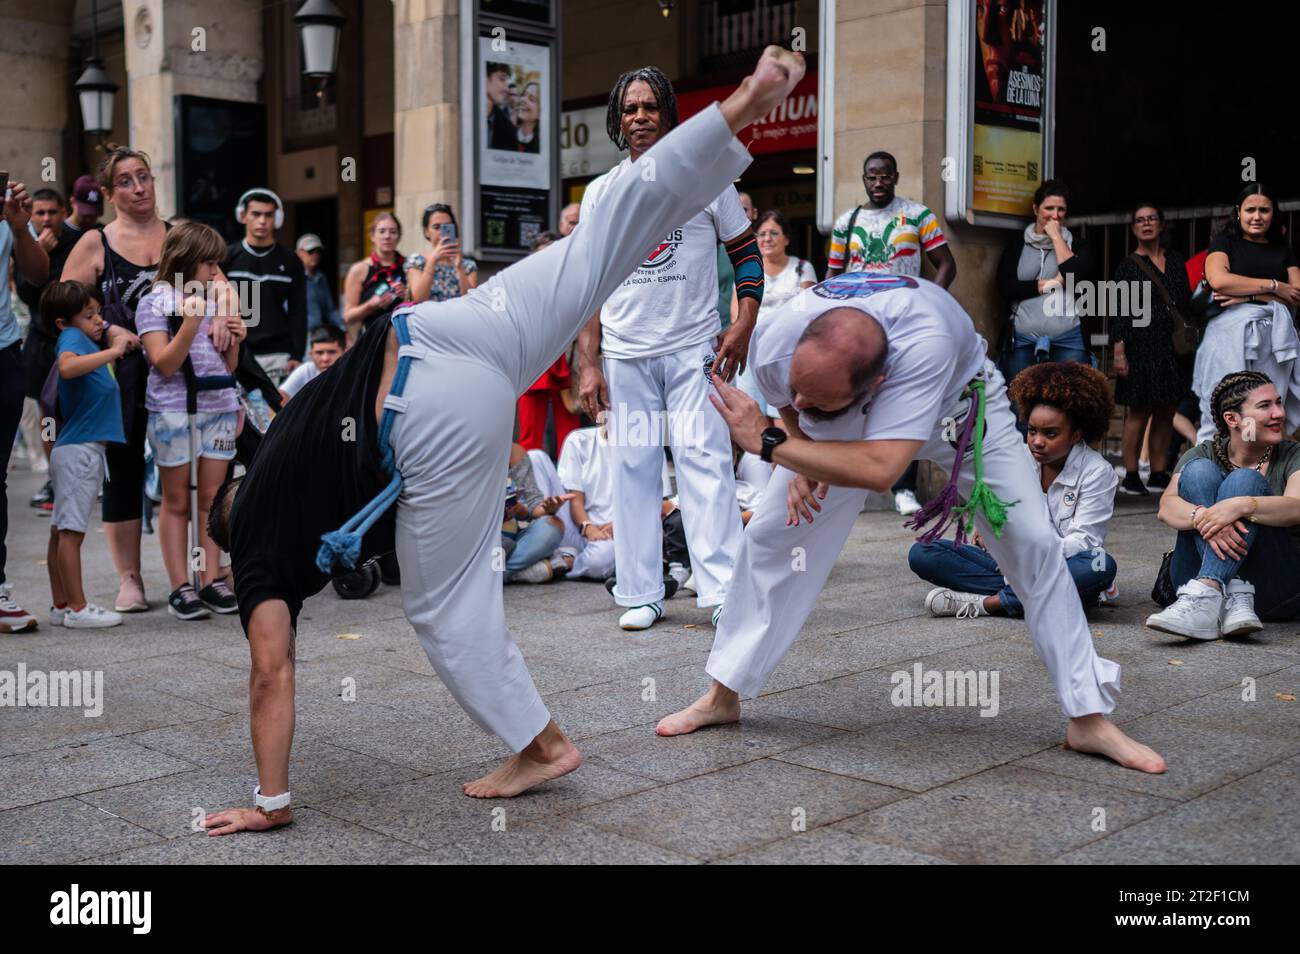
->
xmin=577 ymin=65 xmax=764 ymax=632
xmin=1148 ymin=370 xmax=1300 ymax=639
xmin=656 ymin=274 xmax=1167 ymax=775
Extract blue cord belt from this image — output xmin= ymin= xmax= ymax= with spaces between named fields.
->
xmin=315 ymin=310 xmax=413 ymax=573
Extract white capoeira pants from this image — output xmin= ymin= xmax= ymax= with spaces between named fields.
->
xmin=386 ymin=104 xmax=753 ymax=751
xmin=707 ymin=361 xmax=1121 ymax=719
xmin=606 ymin=339 xmax=745 ymax=608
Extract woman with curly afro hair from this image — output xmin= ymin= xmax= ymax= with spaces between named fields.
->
xmin=908 ymin=361 xmax=1119 ymax=619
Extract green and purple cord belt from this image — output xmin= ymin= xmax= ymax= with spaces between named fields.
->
xmin=903 ymin=378 xmax=1018 ymax=546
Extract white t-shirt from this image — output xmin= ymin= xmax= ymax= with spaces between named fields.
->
xmin=280 ymin=361 xmax=321 ymax=398
xmin=557 ymin=427 xmax=618 ymax=524
xmin=758 ymin=256 xmax=817 ymax=321
xmin=580 ymin=160 xmax=751 ymax=360
xmin=558 ymin=426 xmax=671 ymax=524
xmin=750 ymin=274 xmax=988 ymax=442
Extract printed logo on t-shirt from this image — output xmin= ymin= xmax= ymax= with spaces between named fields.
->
xmin=640 ymin=228 xmax=684 ymax=273
xmin=813 ymin=273 xmax=917 ymax=300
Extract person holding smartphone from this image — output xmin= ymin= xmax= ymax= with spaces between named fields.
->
xmin=343 ymin=212 xmax=407 ymax=339
xmin=406 ymin=204 xmax=477 ymax=304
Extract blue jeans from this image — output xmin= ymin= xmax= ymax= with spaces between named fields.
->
xmin=908 ymin=539 xmax=1116 ymax=618
xmin=1170 ymin=457 xmax=1300 ymax=620
xmin=1000 ymin=323 xmax=1093 ymax=387
xmin=502 ymin=517 xmax=563 ymax=575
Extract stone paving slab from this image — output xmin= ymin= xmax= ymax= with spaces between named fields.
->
xmin=313 ymin=759 xmax=662 ymax=852
xmin=834 ymin=764 xmax=1177 ymax=864
xmin=86 ymin=807 xmax=422 ymax=864
xmin=76 ymin=737 xmax=426 ymax=838
xmin=565 ymin=758 xmax=905 ymax=861
xmin=715 ymin=827 xmax=953 ymax=865
xmin=1015 ymin=713 xmax=1300 ymax=801
xmin=581 ymin=713 xmax=844 ymax=784
xmin=1054 ymin=766 xmax=1300 ymax=865
xmin=0 ymin=797 xmax=164 ymax=865
xmin=0 ymin=737 xmax=198 ymax=811
xmin=0 ymin=683 xmax=229 ymax=758
xmin=409 ymin=816 xmax=698 ymax=864
xmin=773 ymin=707 xmax=1063 ymax=793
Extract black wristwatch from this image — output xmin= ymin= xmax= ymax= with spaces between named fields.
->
xmin=760 ymin=426 xmax=788 ymax=463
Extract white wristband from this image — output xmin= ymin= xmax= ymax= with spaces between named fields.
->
xmin=254 ymin=786 xmax=291 ymax=812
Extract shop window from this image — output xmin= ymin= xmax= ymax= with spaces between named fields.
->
xmin=701 ymin=0 xmax=799 ymax=73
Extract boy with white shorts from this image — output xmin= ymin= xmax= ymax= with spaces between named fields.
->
xmin=44 ymin=281 xmax=134 ymax=628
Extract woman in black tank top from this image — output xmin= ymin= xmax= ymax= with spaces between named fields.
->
xmin=59 ymin=146 xmax=172 ymax=613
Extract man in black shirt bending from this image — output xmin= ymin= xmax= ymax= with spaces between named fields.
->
xmin=200 ymin=47 xmax=806 ymax=835
xmin=222 ymin=189 xmax=307 ymax=384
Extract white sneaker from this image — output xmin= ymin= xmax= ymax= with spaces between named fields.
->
xmin=0 ymin=584 xmax=38 ymax=633
xmin=1145 ymin=580 xmax=1222 ymax=640
xmin=63 ymin=603 xmax=123 ymax=629
xmin=1221 ymin=578 xmax=1264 ymax=636
xmin=894 ymin=489 xmax=922 ymax=516
xmin=49 ymin=605 xmax=68 ymax=625
xmin=667 ymin=562 xmax=691 ymax=592
xmin=681 ymin=571 xmax=698 ymax=596
xmin=510 ymin=560 xmax=554 ymax=584
xmin=619 ymin=601 xmax=663 ymax=631
xmin=924 ymin=587 xmax=987 ymax=619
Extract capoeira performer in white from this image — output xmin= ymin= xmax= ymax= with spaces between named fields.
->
xmin=657 ymin=273 xmax=1168 ymax=774
xmin=198 ymin=48 xmax=809 ymax=835
xmin=577 ymin=66 xmax=763 ymax=631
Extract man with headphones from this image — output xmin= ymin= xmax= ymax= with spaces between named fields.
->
xmin=222 ymin=189 xmax=308 ymax=385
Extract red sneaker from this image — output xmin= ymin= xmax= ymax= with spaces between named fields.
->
xmin=0 ymin=585 xmax=38 ymax=633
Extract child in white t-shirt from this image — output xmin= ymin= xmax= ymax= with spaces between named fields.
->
xmin=280 ymin=325 xmax=346 ymax=403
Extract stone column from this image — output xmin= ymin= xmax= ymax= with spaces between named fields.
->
xmin=121 ymin=0 xmax=262 ymax=219
xmin=392 ymin=0 xmax=461 ymax=256
xmin=0 ymin=1 xmax=75 ymax=197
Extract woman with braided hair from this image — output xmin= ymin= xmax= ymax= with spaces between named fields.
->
xmin=1148 ymin=371 xmax=1300 ymax=639
xmin=908 ymin=361 xmax=1119 ymax=618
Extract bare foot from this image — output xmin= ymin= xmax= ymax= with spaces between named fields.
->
xmin=721 ymin=47 xmax=807 ymax=133
xmin=1065 ymin=714 xmax=1167 ymax=774
xmin=462 ymin=721 xmax=582 ymax=798
xmin=656 ymin=682 xmax=742 ymax=736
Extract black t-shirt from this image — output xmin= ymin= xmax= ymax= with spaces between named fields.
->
xmin=16 ymin=224 xmax=80 ymax=311
xmin=229 ymin=316 xmax=396 ymax=635
xmin=1207 ymin=233 xmax=1298 ymax=283
xmin=222 ymin=241 xmax=308 ymax=359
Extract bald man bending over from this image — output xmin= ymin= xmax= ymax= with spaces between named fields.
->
xmin=657 ymin=274 xmax=1166 ymax=774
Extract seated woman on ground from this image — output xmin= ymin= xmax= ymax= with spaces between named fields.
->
xmin=1146 ymin=371 xmax=1300 ymax=640
xmin=909 ymin=361 xmax=1118 ymax=618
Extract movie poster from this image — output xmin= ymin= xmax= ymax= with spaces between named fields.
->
xmin=479 ymin=35 xmax=549 ymax=190
xmin=971 ymin=0 xmax=1047 ymax=216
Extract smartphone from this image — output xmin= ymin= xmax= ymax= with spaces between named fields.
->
xmin=0 ymin=171 xmax=9 ymax=200
xmin=438 ymin=222 xmax=458 ymax=242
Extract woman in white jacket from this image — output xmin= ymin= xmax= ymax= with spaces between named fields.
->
xmin=909 ymin=361 xmax=1118 ymax=618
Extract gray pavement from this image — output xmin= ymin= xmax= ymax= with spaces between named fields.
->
xmin=2 ymin=462 xmax=1297 ymax=864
